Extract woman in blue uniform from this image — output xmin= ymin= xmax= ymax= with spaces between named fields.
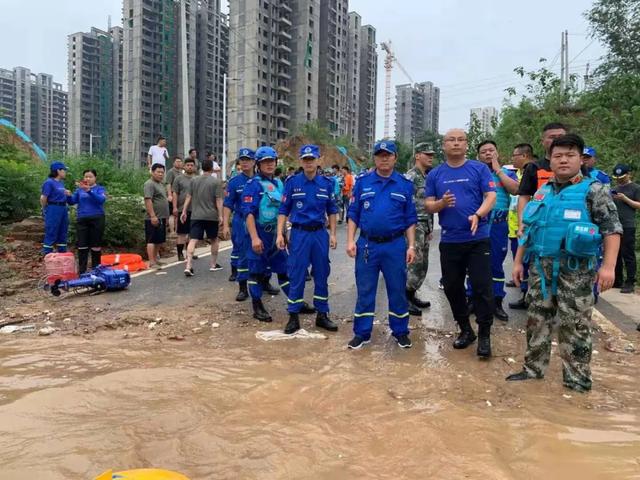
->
xmin=68 ymin=169 xmax=107 ymax=273
xmin=40 ymin=161 xmax=72 ymax=254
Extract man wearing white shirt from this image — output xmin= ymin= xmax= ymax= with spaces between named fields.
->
xmin=147 ymin=136 xmax=169 ymax=170
xmin=207 ymin=152 xmax=222 ymax=178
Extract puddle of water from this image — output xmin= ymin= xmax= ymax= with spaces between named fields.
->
xmin=0 ymin=332 xmax=639 ymax=480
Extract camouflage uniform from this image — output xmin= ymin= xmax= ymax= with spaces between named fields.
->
xmin=523 ymin=178 xmax=622 ymax=391
xmin=405 ymin=166 xmax=433 ymax=291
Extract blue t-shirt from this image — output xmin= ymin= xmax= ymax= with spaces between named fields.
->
xmin=425 ymin=160 xmax=496 ymax=243
xmin=68 ymin=185 xmax=107 ymax=218
xmin=279 ymin=173 xmax=339 ymax=225
xmin=348 ymin=170 xmax=417 ymax=237
xmin=223 ymin=173 xmax=252 ymax=216
xmin=41 ymin=178 xmax=68 ymax=204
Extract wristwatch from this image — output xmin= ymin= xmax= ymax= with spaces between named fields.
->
xmin=473 ymin=213 xmax=482 ymax=220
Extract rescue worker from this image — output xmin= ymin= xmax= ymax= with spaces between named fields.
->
xmin=242 ymin=146 xmax=314 ymax=322
xmin=475 ymin=140 xmax=519 ymax=321
xmin=40 ymin=161 xmax=72 ymax=254
xmin=507 ymin=134 xmax=621 ymax=392
xmin=511 ymin=122 xmax=568 ymax=310
xmin=222 ymin=148 xmax=256 ymax=301
xmin=346 ymin=140 xmax=417 ymax=349
xmin=582 ymin=147 xmax=610 ymax=186
xmin=277 ymin=144 xmax=339 ymax=334
xmin=404 ymin=143 xmax=435 ymax=316
xmin=425 ymin=129 xmax=497 ymax=358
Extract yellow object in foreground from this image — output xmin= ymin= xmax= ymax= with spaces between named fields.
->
xmin=94 ymin=469 xmax=190 ymax=480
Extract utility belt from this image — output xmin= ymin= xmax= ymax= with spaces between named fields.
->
xmin=291 ymin=223 xmax=324 ymax=232
xmin=48 ymin=201 xmax=67 ymax=206
xmin=360 ymin=230 xmax=405 ymax=244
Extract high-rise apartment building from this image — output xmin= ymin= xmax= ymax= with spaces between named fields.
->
xmin=357 ymin=23 xmax=377 ymax=152
xmin=0 ymin=66 xmax=67 ymax=154
xmin=395 ymin=81 xmax=440 ymax=145
xmin=228 ymin=0 xmax=377 ymax=156
xmin=121 ymin=0 xmax=227 ymax=167
xmin=68 ymin=26 xmax=123 ymax=157
xmin=470 ymin=106 xmax=498 ymax=134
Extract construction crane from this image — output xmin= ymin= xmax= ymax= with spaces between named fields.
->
xmin=381 ymin=40 xmax=414 ymax=139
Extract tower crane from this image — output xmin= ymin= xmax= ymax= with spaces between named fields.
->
xmin=381 ymin=40 xmax=414 ymax=139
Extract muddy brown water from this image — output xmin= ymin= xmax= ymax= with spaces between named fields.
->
xmin=0 ymin=323 xmax=638 ymax=480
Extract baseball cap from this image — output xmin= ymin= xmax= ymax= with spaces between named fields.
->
xmin=49 ymin=161 xmax=67 ymax=172
xmin=373 ymin=140 xmax=397 ymax=155
xmin=414 ymin=142 xmax=435 ymax=154
xmin=237 ymin=148 xmax=256 ymax=160
xmin=255 ymin=146 xmax=278 ymax=162
xmin=583 ymin=146 xmax=596 ymax=157
xmin=612 ymin=164 xmax=630 ymax=178
xmin=299 ymin=144 xmax=320 ymax=159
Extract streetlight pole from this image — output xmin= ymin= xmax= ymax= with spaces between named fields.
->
xmin=89 ymin=134 xmax=101 ymax=156
xmin=222 ymin=73 xmax=227 ymax=181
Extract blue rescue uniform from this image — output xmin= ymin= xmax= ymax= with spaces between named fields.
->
xmin=41 ymin=177 xmax=70 ymax=253
xmin=224 ymin=173 xmax=253 ymax=282
xmin=242 ymin=175 xmax=289 ymax=300
xmin=280 ymin=172 xmax=338 ymax=313
xmin=348 ymin=171 xmax=417 ymax=340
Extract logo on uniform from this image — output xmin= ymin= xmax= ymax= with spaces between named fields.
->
xmin=615 ymin=168 xmax=622 ymax=175
xmin=243 ymin=196 xmax=253 ymax=203
xmin=534 ymin=192 xmax=545 ymax=201
xmin=364 ymin=201 xmax=371 ymax=209
xmin=381 ymin=143 xmax=387 ymax=149
xmin=305 ymin=146 xmax=312 ymax=153
xmin=296 ymin=201 xmax=303 ymax=209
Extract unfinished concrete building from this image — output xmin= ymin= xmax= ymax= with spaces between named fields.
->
xmin=357 ymin=23 xmax=377 ymax=152
xmin=395 ymin=81 xmax=440 ymax=145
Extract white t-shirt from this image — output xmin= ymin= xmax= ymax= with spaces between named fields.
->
xmin=148 ymin=145 xmax=168 ymax=167
xmin=211 ymin=160 xmax=221 ymax=178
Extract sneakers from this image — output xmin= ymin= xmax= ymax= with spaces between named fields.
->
xmin=508 ymin=295 xmax=528 ymax=310
xmin=209 ymin=263 xmax=223 ymax=272
xmin=347 ymin=335 xmax=371 ymax=350
xmin=620 ymin=284 xmax=635 ymax=294
xmin=184 ymin=267 xmax=194 ymax=277
xmin=396 ymin=334 xmax=412 ymax=348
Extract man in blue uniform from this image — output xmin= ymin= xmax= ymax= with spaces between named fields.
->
xmin=277 ymin=144 xmax=339 ymax=334
xmin=426 ymin=129 xmax=497 ymax=358
xmin=40 ymin=161 xmax=72 ymax=254
xmin=582 ymin=147 xmax=610 ymax=186
xmin=346 ymin=140 xmax=417 ymax=349
xmin=222 ymin=148 xmax=255 ymax=301
xmin=242 ymin=146 xmax=314 ymax=322
xmin=475 ymin=140 xmax=519 ymax=321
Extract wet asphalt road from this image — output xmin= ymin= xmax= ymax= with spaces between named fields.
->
xmin=86 ymin=225 xmax=531 ymax=333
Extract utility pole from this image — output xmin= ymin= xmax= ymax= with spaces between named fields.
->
xmin=584 ymin=63 xmax=591 ymax=89
xmin=560 ymin=30 xmax=569 ymax=90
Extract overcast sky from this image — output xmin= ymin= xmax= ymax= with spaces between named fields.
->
xmin=1 ymin=0 xmax=604 ymax=139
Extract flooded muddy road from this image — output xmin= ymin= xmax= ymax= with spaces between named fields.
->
xmin=1 ymin=230 xmax=639 ymax=479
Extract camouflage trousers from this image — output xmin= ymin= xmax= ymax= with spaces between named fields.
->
xmin=407 ymin=222 xmax=430 ymax=291
xmin=523 ymin=257 xmax=595 ymax=392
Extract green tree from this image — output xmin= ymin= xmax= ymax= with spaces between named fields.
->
xmin=586 ymin=0 xmax=640 ymax=77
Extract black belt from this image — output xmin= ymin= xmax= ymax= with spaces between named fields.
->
xmin=292 ymin=223 xmax=324 ymax=232
xmin=360 ymin=230 xmax=405 ymax=243
xmin=48 ymin=201 xmax=67 ymax=206
xmin=417 ymin=218 xmax=431 ymax=223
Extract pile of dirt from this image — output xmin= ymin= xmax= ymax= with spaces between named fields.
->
xmin=275 ymin=135 xmax=365 ymax=169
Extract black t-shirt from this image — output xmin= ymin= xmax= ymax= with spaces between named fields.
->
xmin=613 ymin=182 xmax=640 ymax=228
xmin=517 ymin=158 xmax=551 ymax=196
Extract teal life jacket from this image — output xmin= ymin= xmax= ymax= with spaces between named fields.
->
xmin=520 ymin=177 xmax=602 ymax=298
xmin=493 ymin=169 xmax=511 ymax=211
xmin=257 ymin=176 xmax=283 ymax=226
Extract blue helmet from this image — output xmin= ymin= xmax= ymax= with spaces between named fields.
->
xmin=237 ymin=147 xmax=256 ymax=160
xmin=255 ymin=146 xmax=278 ymax=162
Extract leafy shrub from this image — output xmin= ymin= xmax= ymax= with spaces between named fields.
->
xmin=0 ymin=159 xmax=47 ymax=222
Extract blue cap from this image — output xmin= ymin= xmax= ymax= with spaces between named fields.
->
xmin=50 ymin=161 xmax=67 ymax=172
xmin=583 ymin=146 xmax=596 ymax=157
xmin=255 ymin=146 xmax=278 ymax=162
xmin=299 ymin=144 xmax=320 ymax=159
xmin=373 ymin=140 xmax=397 ymax=155
xmin=237 ymin=148 xmax=255 ymax=160
xmin=612 ymin=164 xmax=630 ymax=178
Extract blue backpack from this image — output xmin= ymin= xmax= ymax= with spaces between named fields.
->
xmin=257 ymin=177 xmax=283 ymax=226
